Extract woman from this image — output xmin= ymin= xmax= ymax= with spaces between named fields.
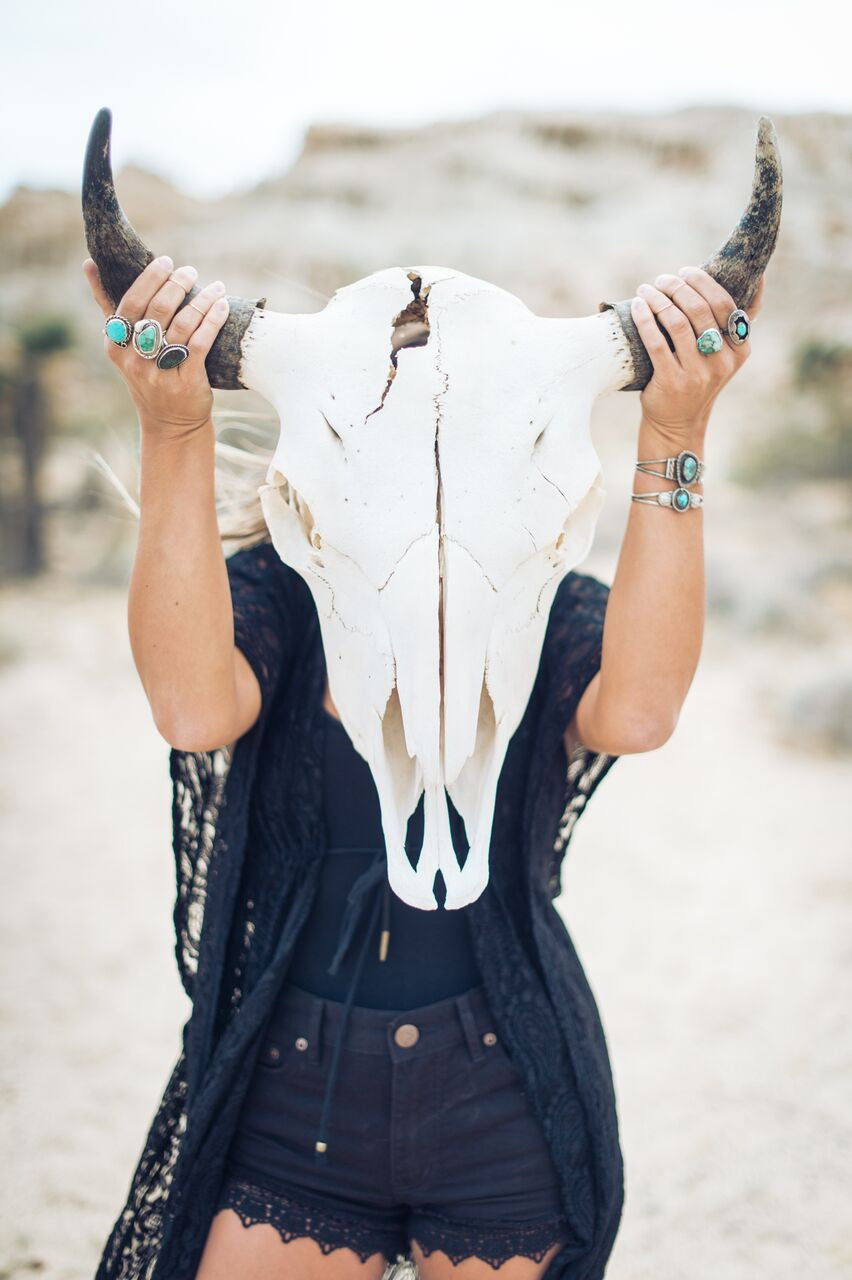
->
xmin=83 ymin=249 xmax=765 ymax=1280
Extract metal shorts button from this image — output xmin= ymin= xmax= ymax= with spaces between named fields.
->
xmin=394 ymin=1023 xmax=420 ymax=1048
xmin=295 ymin=1036 xmax=309 ymax=1051
xmin=482 ymin=1031 xmax=498 ymax=1047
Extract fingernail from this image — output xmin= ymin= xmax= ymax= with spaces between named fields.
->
xmin=212 ymin=298 xmax=229 ymax=314
xmin=183 ymin=266 xmax=198 ymax=281
xmin=156 ymin=254 xmax=173 ymax=269
xmin=210 ymin=280 xmax=226 ymax=295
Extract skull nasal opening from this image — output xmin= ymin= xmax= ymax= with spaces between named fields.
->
xmin=365 ymin=270 xmax=432 ymax=422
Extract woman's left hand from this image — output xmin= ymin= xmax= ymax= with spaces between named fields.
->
xmin=630 ymin=265 xmax=766 ymax=440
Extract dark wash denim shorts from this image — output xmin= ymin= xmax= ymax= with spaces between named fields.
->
xmin=216 ymin=980 xmax=573 ymax=1269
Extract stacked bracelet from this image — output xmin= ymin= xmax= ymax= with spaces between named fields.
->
xmin=635 ymin=449 xmax=704 ymax=486
xmin=632 ymin=487 xmax=703 ymax=511
xmin=631 ymin=448 xmax=705 ymax=513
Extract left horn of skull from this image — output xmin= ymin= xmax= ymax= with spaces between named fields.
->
xmin=82 ymin=107 xmax=263 ymax=389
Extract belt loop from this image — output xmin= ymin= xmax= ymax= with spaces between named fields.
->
xmin=307 ymin=995 xmax=324 ymax=1065
xmin=455 ymin=992 xmax=485 ymax=1063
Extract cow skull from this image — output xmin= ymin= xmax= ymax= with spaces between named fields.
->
xmin=83 ymin=109 xmax=782 ymax=910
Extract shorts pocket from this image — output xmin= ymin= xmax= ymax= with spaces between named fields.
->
xmin=256 ymin=1035 xmax=288 ymax=1069
xmin=480 ymin=1029 xmax=522 ymax=1081
xmin=253 ymin=1012 xmax=313 ymax=1075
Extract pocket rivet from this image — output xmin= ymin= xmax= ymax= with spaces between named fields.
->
xmin=295 ymin=1036 xmax=309 ymax=1051
xmin=482 ymin=1031 xmax=498 ymax=1047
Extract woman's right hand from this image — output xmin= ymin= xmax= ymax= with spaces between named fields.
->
xmin=83 ymin=254 xmax=230 ymax=438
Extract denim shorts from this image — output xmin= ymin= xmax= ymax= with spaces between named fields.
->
xmin=215 ymin=980 xmax=572 ymax=1269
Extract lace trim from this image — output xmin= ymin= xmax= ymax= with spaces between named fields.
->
xmin=410 ymin=1205 xmax=570 ymax=1270
xmin=215 ymin=1175 xmax=397 ymax=1264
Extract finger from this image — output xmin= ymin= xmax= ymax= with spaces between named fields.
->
xmin=653 ymin=273 xmax=719 ymax=352
xmin=146 ymin=265 xmax=199 ymax=328
xmin=165 ymin=279 xmax=226 ymax=345
xmin=635 ymin=281 xmax=701 ymax=367
xmin=676 ymin=266 xmax=737 ymax=322
xmin=630 ymin=295 xmax=679 ymax=375
xmin=677 ymin=264 xmax=754 ymax=350
xmin=187 ymin=296 xmax=230 ymax=358
xmin=117 ymin=255 xmax=175 ymax=323
xmin=83 ymin=258 xmax=114 ymax=317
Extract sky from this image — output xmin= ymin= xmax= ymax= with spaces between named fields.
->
xmin=0 ymin=0 xmax=847 ymax=204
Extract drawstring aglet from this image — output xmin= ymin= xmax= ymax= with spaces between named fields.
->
xmin=314 ymin=1140 xmax=328 ymax=1155
xmin=379 ymin=879 xmax=391 ymax=961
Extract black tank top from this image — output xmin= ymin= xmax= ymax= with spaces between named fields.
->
xmin=284 ymin=706 xmax=483 ymax=1008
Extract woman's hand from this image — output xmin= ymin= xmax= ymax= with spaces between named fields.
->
xmin=83 ymin=254 xmax=230 ymax=438
xmin=630 ymin=265 xmax=766 ymax=442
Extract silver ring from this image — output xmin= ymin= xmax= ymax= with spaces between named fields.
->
xmin=103 ymin=313 xmax=133 ymax=347
xmin=696 ymin=327 xmax=723 ymax=356
xmin=156 ymin=343 xmax=191 ymax=371
xmin=132 ymin=317 xmax=166 ymax=359
xmin=727 ymin=308 xmax=750 ymax=345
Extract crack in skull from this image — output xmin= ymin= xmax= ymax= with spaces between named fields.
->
xmin=365 ymin=271 xmax=432 ymax=422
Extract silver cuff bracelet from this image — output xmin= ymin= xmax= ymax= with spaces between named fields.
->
xmin=635 ymin=449 xmax=705 ymax=486
xmin=631 ymin=488 xmax=704 ymax=512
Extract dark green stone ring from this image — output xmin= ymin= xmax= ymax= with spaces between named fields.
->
xmin=156 ymin=343 xmax=191 ymax=371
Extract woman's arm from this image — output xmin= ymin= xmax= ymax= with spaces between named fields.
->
xmin=83 ymin=255 xmax=262 ymax=751
xmin=566 ymin=266 xmax=766 ymax=757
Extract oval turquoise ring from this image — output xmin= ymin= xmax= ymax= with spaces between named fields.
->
xmin=727 ymin=308 xmax=750 ymax=345
xmin=104 ymin=314 xmax=133 ymax=347
xmin=696 ymin=327 xmax=723 ymax=356
xmin=132 ymin=317 xmax=166 ymax=359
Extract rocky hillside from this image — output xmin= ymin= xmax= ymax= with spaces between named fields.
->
xmin=1 ymin=103 xmax=850 ymax=750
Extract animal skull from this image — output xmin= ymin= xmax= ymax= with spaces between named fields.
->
xmin=83 ymin=109 xmax=782 ymax=910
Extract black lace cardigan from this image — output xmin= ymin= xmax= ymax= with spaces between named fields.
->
xmin=94 ymin=538 xmax=623 ymax=1280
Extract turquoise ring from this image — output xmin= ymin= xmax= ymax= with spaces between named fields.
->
xmin=696 ymin=327 xmax=723 ymax=356
xmin=727 ymin=308 xmax=750 ymax=345
xmin=132 ymin=317 xmax=166 ymax=360
xmin=104 ymin=314 xmax=133 ymax=347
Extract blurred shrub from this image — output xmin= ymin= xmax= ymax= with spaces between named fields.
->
xmin=730 ymin=337 xmax=852 ymax=487
xmin=0 ymin=313 xmax=75 ymax=576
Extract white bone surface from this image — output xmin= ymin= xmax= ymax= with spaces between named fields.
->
xmin=241 ymin=267 xmax=631 ymax=909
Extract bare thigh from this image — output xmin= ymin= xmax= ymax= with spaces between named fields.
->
xmin=195 ymin=1207 xmax=389 ymax=1280
xmin=410 ymin=1239 xmax=564 ymax=1279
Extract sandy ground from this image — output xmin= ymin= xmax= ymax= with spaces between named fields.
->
xmin=0 ymin=575 xmax=850 ymax=1280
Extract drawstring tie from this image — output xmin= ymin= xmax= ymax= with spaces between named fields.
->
xmin=313 ymin=845 xmax=391 ymax=1159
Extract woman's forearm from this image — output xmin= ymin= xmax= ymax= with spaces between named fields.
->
xmin=83 ymin=256 xmax=250 ymax=748
xmin=128 ymin=416 xmax=239 ymax=746
xmin=577 ymin=413 xmax=707 ymax=753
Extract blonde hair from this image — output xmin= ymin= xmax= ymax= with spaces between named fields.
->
xmin=87 ymin=407 xmax=278 ymax=553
